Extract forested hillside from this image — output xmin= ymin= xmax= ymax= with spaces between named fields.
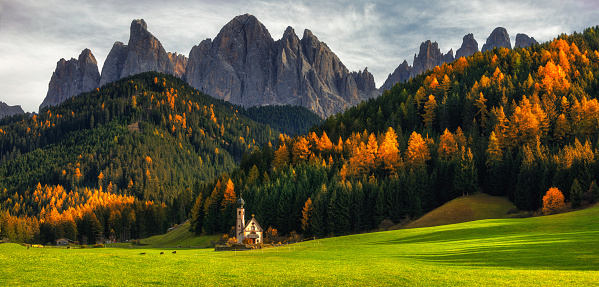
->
xmin=190 ymin=27 xmax=599 ymax=238
xmin=0 ymin=72 xmax=320 ymax=244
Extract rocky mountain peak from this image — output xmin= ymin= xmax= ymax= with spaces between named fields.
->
xmin=456 ymin=33 xmax=479 ymax=58
xmin=0 ymin=101 xmax=24 ymax=119
xmin=515 ymin=33 xmax=538 ymax=48
xmin=40 ymin=49 xmax=101 ymax=111
xmin=412 ymin=40 xmax=452 ymax=75
xmin=78 ymin=48 xmax=96 ymax=65
xmin=120 ymin=19 xmax=174 ymax=79
xmin=99 ymin=42 xmax=127 ymax=86
xmin=380 ymin=60 xmax=412 ymax=91
xmin=185 ymin=14 xmax=376 ymax=117
xmin=129 ymin=19 xmax=148 ymax=42
xmin=482 ymin=27 xmax=511 ymax=52
xmin=382 ymin=39 xmax=454 ymax=91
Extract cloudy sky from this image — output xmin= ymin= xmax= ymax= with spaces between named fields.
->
xmin=1 ymin=0 xmax=598 ymax=112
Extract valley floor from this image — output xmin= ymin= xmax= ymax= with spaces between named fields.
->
xmin=1 ymin=206 xmax=599 ymax=286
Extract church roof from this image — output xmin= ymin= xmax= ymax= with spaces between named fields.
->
xmin=243 ymin=216 xmax=263 ymax=232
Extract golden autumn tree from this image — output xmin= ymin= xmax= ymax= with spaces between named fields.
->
xmin=542 ymin=187 xmax=565 ymax=215
xmin=349 ymin=142 xmax=367 ymax=176
xmin=474 ymin=92 xmax=488 ymax=128
xmin=377 ymin=127 xmax=401 ymax=174
xmin=486 ymin=132 xmax=503 ymax=166
xmin=507 ymin=96 xmax=549 ymax=147
xmin=301 ymin=198 xmax=313 ymax=234
xmin=74 ymin=168 xmax=83 ymax=181
xmin=273 ymin=142 xmax=290 ymax=170
xmin=406 ymin=131 xmax=430 ymax=170
xmin=98 ymin=172 xmax=104 ymax=187
xmin=365 ymin=133 xmax=378 ymax=170
xmin=318 ymin=131 xmax=333 ymax=151
xmin=423 ymin=95 xmax=437 ymax=129
xmin=221 ymin=179 xmax=236 ymax=209
xmin=292 ymin=137 xmax=311 ymax=164
xmin=438 ymin=128 xmax=458 ymax=161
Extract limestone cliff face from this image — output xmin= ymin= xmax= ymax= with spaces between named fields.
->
xmin=456 ymin=33 xmax=479 ymax=58
xmin=381 ymin=40 xmax=453 ymax=91
xmin=185 ymin=14 xmax=376 ymax=118
xmin=168 ymin=52 xmax=188 ymax=78
xmin=99 ymin=42 xmax=127 ymax=86
xmin=100 ymin=19 xmax=174 ymax=86
xmin=43 ymin=19 xmax=184 ymax=111
xmin=40 ymin=49 xmax=101 ymax=110
xmin=515 ymin=33 xmax=538 ymax=48
xmin=380 ymin=60 xmax=412 ymax=91
xmin=482 ymin=27 xmax=512 ymax=52
xmin=0 ymin=101 xmax=24 ymax=119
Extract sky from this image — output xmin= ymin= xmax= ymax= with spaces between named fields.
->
xmin=1 ymin=0 xmax=598 ymax=112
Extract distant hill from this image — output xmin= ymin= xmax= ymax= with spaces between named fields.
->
xmin=403 ymin=193 xmax=515 ymax=229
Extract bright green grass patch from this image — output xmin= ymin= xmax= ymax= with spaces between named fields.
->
xmin=1 ymin=207 xmax=598 ymax=286
xmin=405 ymin=192 xmax=516 ymax=229
xmin=139 ymin=221 xmax=221 ymax=248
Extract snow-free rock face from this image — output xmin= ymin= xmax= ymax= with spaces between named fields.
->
xmin=168 ymin=52 xmax=188 ymax=78
xmin=455 ymin=33 xmax=479 ymax=58
xmin=0 ymin=101 xmax=24 ymax=119
xmin=185 ymin=14 xmax=376 ymax=118
xmin=40 ymin=49 xmax=101 ymax=110
xmin=380 ymin=60 xmax=412 ymax=91
xmin=381 ymin=40 xmax=453 ymax=91
xmin=120 ymin=19 xmax=174 ymax=79
xmin=100 ymin=19 xmax=174 ymax=86
xmin=482 ymin=27 xmax=512 ymax=52
xmin=99 ymin=42 xmax=128 ymax=86
xmin=514 ymin=33 xmax=538 ymax=48
xmin=44 ymin=19 xmax=183 ymax=110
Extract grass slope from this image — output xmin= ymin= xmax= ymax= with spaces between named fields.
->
xmin=1 ymin=206 xmax=598 ymax=286
xmin=404 ymin=192 xmax=516 ymax=229
xmin=139 ymin=221 xmax=220 ymax=248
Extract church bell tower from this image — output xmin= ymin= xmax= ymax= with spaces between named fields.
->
xmin=236 ymin=197 xmax=245 ymax=244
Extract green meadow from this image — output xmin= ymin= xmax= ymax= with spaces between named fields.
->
xmin=2 ymin=206 xmax=599 ymax=286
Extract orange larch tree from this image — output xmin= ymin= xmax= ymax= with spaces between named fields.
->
xmin=377 ymin=127 xmax=401 ymax=174
xmin=542 ymin=187 xmax=565 ymax=215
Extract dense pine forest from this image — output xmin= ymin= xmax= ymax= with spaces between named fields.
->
xmin=0 ymin=72 xmax=321 ymax=244
xmin=189 ymin=27 xmax=599 ymax=238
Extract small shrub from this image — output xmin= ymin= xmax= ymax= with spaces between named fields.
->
xmin=93 ymin=244 xmax=105 ymax=248
xmin=227 ymin=237 xmax=238 ymax=246
xmin=542 ymin=187 xmax=565 ymax=215
xmin=80 ymin=245 xmax=87 ymax=249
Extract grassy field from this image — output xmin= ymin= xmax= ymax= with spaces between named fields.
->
xmin=404 ymin=192 xmax=516 ymax=229
xmin=1 ymin=206 xmax=598 ymax=286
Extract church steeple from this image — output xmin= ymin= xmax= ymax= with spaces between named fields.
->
xmin=236 ymin=195 xmax=245 ymax=244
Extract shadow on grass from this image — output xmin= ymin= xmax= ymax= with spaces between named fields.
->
xmin=402 ymin=232 xmax=599 ymax=271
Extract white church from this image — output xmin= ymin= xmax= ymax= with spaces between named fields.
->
xmin=236 ymin=197 xmax=263 ymax=244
